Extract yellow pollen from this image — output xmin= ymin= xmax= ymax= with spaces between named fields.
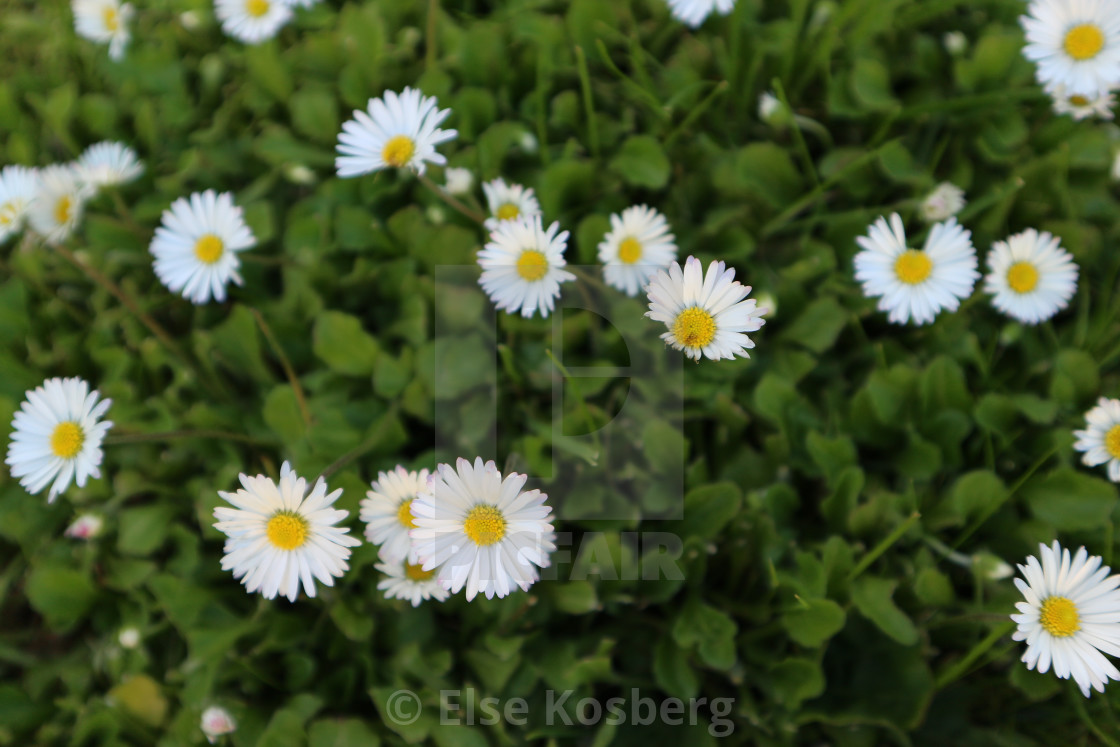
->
xmin=1039 ymin=596 xmax=1080 ymax=638
xmin=1106 ymin=424 xmax=1120 ymax=459
xmin=103 ymin=6 xmax=119 ymax=31
xmin=397 ymin=499 xmax=417 ymax=529
xmin=1064 ymin=24 xmax=1105 ymax=61
xmin=894 ymin=250 xmax=932 ymax=285
xmin=246 ymin=0 xmax=270 ymax=17
xmin=54 ymin=196 xmax=72 ymax=226
xmin=404 ymin=562 xmax=435 ymax=582
xmin=1069 ymin=94 xmax=1091 ymax=107
xmin=496 ymin=203 xmax=520 ymax=221
xmin=266 ymin=511 xmax=309 ymax=551
xmin=672 ymin=306 xmax=717 ymax=349
xmin=382 ymin=135 xmax=415 ymax=168
xmin=50 ymin=422 xmax=84 ymax=459
xmin=618 ymin=237 xmax=643 ymax=264
xmin=1006 ymin=261 xmax=1040 ymax=294
xmin=194 ymin=234 xmax=224 ymax=264
xmin=516 ymin=249 xmax=549 ymax=281
xmin=463 ymin=504 xmax=507 ymax=546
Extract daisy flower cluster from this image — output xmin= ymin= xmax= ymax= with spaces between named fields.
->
xmin=1020 ymin=0 xmax=1120 ymax=120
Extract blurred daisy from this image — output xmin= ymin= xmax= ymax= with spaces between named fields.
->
xmin=411 ymin=457 xmax=555 ymax=601
xmin=200 ymin=706 xmax=237 ymax=744
xmin=598 ymin=204 xmax=678 ymax=297
xmin=645 ymin=256 xmax=766 ymax=361
xmin=149 ymin=190 xmax=256 ymax=304
xmin=443 ymin=167 xmax=473 ymax=196
xmin=482 ymin=178 xmax=541 ymax=231
xmin=478 ymin=216 xmax=575 ymax=318
xmin=1049 ymin=83 xmax=1116 ymax=119
xmin=213 ymin=461 xmax=361 ymax=602
xmin=376 ymin=557 xmax=450 ymax=607
xmin=984 ymin=228 xmax=1078 ymax=324
xmin=214 ymin=0 xmax=292 ymax=44
xmin=919 ymin=182 xmax=965 ymax=223
xmin=64 ymin=513 xmax=104 ymax=540
xmin=359 ymin=466 xmax=431 ymax=563
xmin=277 ymin=0 xmax=319 ymax=6
xmin=336 ymin=87 xmax=456 ymax=177
xmin=1074 ymin=398 xmax=1120 ymax=482
xmin=0 ymin=165 xmax=37 ymax=243
xmin=118 ymin=627 xmax=140 ymax=649
xmin=943 ymin=31 xmax=968 ymax=56
xmin=1021 ymin=0 xmax=1120 ymax=96
xmin=1012 ymin=541 xmax=1120 ymax=697
xmin=853 ymin=213 xmax=978 ymax=325
xmin=76 ymin=141 xmax=143 ymax=188
xmin=5 ymin=377 xmax=113 ymax=503
xmin=27 ymin=164 xmax=91 ymax=245
xmin=666 ymin=0 xmax=736 ymax=27
xmin=72 ymin=0 xmax=133 ymax=60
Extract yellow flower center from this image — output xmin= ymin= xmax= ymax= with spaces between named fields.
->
xmin=103 ymin=5 xmax=120 ymax=31
xmin=194 ymin=234 xmax=224 ymax=264
xmin=894 ymin=250 xmax=932 ymax=285
xmin=463 ymin=504 xmax=507 ymax=546
xmin=496 ymin=203 xmax=520 ymax=221
xmin=1006 ymin=261 xmax=1039 ymax=294
xmin=54 ymin=196 xmax=72 ymax=226
xmin=516 ymin=249 xmax=548 ymax=281
xmin=1039 ymin=596 xmax=1080 ymax=638
xmin=397 ymin=498 xmax=417 ymax=529
xmin=382 ymin=135 xmax=415 ymax=168
xmin=618 ymin=237 xmax=643 ymax=264
xmin=246 ymin=0 xmax=270 ymax=17
xmin=266 ymin=511 xmax=309 ymax=551
xmin=1064 ymin=24 xmax=1105 ymax=61
xmin=50 ymin=422 xmax=85 ymax=459
xmin=1106 ymin=424 xmax=1120 ymax=459
xmin=404 ymin=562 xmax=435 ymax=581
xmin=1069 ymin=94 xmax=1091 ymax=107
xmin=0 ymin=205 xmax=12 ymax=226
xmin=672 ymin=306 xmax=717 ymax=349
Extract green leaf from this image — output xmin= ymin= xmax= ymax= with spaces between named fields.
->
xmin=642 ymin=419 xmax=685 ymax=475
xmin=679 ymin=482 xmax=742 ymax=541
xmin=770 ymin=658 xmax=826 ymax=708
xmin=782 ymin=598 xmax=847 ymax=647
xmin=313 ymin=311 xmax=380 ymax=376
xmin=806 ymin=431 xmax=858 ymax=484
xmin=672 ymin=598 xmax=738 ymax=670
xmin=116 ymin=505 xmax=177 ymax=556
xmin=107 ymin=674 xmax=168 ymax=729
xmin=850 ymin=58 xmax=898 ymax=111
xmin=850 ymin=576 xmax=919 ymax=646
xmin=653 ymin=638 xmax=699 ymax=700
xmin=263 ymin=384 xmax=309 ymax=442
xmin=548 ymin=581 xmax=599 ymax=614
xmin=1023 ymin=467 xmax=1116 ymax=531
xmin=948 ymin=470 xmax=1006 ymax=524
xmin=308 ymin=719 xmax=380 ymax=747
xmin=781 ymin=297 xmax=848 ymax=354
xmin=608 ymin=135 xmax=670 ymax=189
xmin=25 ymin=564 xmax=97 ymax=631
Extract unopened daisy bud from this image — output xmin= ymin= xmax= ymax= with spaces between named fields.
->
xmin=518 ymin=132 xmax=539 ymax=154
xmin=282 ymin=164 xmax=316 ymax=185
xmin=65 ymin=514 xmax=104 ymax=540
xmin=200 ymin=706 xmax=237 ymax=744
xmin=754 ymin=292 xmax=777 ymax=319
xmin=919 ymin=182 xmax=966 ymax=223
xmin=972 ymin=552 xmax=1014 ymax=580
xmin=425 ymin=204 xmax=446 ymax=225
xmin=943 ymin=31 xmax=968 ymax=56
xmin=442 ymin=167 xmax=473 ymax=196
xmin=118 ymin=627 xmax=140 ymax=649
xmin=758 ymin=91 xmax=785 ymax=123
xmin=179 ymin=10 xmax=201 ymax=30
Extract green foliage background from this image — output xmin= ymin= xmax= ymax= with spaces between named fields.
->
xmin=2 ymin=0 xmax=1120 ymax=744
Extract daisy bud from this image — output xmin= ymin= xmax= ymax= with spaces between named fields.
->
xmin=919 ymin=182 xmax=966 ymax=223
xmin=442 ymin=167 xmax=473 ymax=196
xmin=200 ymin=706 xmax=237 ymax=744
xmin=943 ymin=31 xmax=968 ymax=56
xmin=65 ymin=514 xmax=104 ymax=540
xmin=118 ymin=627 xmax=140 ymax=649
xmin=283 ymin=164 xmax=317 ymax=185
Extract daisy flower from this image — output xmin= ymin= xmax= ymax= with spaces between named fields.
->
xmin=645 ymin=255 xmax=766 ymax=361
xmin=598 ymin=205 xmax=678 ymax=297
xmin=376 ymin=557 xmax=451 ymax=607
xmin=665 ymin=0 xmax=736 ymax=27
xmin=919 ymin=182 xmax=966 ymax=223
xmin=482 ymin=178 xmax=542 ymax=231
xmin=984 ymin=228 xmax=1078 ymax=324
xmin=75 ymin=141 xmax=143 ymax=188
xmin=1048 ymin=83 xmax=1116 ymax=119
xmin=200 ymin=706 xmax=237 ymax=744
xmin=27 ymin=164 xmax=91 ymax=245
xmin=853 ymin=213 xmax=978 ymax=325
xmin=277 ymin=0 xmax=319 ymax=6
xmin=213 ymin=461 xmax=361 ymax=602
xmin=0 ymin=165 xmax=38 ymax=243
xmin=149 ymin=190 xmax=256 ymax=304
xmin=478 ymin=216 xmax=575 ymax=318
xmin=411 ymin=457 xmax=555 ymax=601
xmin=443 ymin=166 xmax=473 ymax=196
xmin=214 ymin=0 xmax=292 ymax=44
xmin=5 ymin=377 xmax=113 ymax=503
xmin=1074 ymin=398 xmax=1120 ymax=482
xmin=64 ymin=513 xmax=104 ymax=540
xmin=359 ymin=466 xmax=431 ymax=563
xmin=1011 ymin=541 xmax=1120 ymax=697
xmin=1021 ymin=0 xmax=1120 ymax=96
xmin=336 ymin=87 xmax=457 ymax=177
xmin=72 ymin=0 xmax=133 ymax=60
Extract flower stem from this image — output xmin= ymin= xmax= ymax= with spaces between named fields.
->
xmin=418 ymin=173 xmax=486 ymax=224
xmin=932 ymin=621 xmax=1015 ymax=690
xmin=247 ymin=306 xmax=312 ymax=429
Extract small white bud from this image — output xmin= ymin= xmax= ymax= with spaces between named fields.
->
xmin=201 ymin=706 xmax=237 ymax=744
xmin=919 ymin=182 xmax=966 ymax=223
xmin=64 ymin=514 xmax=103 ymax=540
xmin=943 ymin=31 xmax=968 ymax=56
xmin=118 ymin=627 xmax=141 ymax=649
xmin=442 ymin=167 xmax=473 ymax=196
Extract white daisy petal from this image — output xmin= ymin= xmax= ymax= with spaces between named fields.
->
xmin=1073 ymin=398 xmax=1120 ymax=483
xmin=335 ymin=87 xmax=457 ymax=178
xmin=376 ymin=557 xmax=450 ymax=607
xmin=0 ymin=165 xmax=38 ymax=244
xmin=599 ymin=204 xmax=678 ymax=297
xmin=75 ymin=141 xmax=143 ymax=188
xmin=478 ymin=215 xmax=575 ymax=318
xmin=1021 ymin=0 xmax=1120 ymax=97
xmin=359 ymin=465 xmax=431 ymax=563
xmin=27 ymin=164 xmax=93 ymax=245
xmin=984 ymin=228 xmax=1078 ymax=325
xmin=919 ymin=182 xmax=966 ymax=223
xmin=665 ymin=0 xmax=736 ymax=27
xmin=215 ymin=0 xmax=292 ymax=44
xmin=482 ymin=178 xmax=542 ymax=231
xmin=72 ymin=0 xmax=133 ymax=60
